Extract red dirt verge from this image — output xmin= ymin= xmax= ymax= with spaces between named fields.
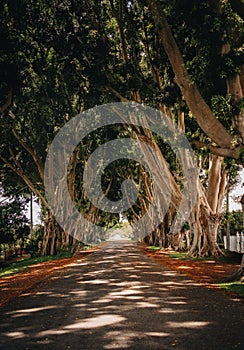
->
xmin=0 ymin=248 xmax=98 ymax=307
xmin=139 ymin=244 xmax=243 ymax=298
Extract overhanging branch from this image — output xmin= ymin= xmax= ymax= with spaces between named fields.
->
xmin=193 ymin=140 xmax=241 ymax=160
xmin=105 ymin=86 xmax=130 ymax=102
xmin=0 ymin=89 xmax=13 ymax=113
xmin=228 ymin=0 xmax=244 ymax=20
xmin=0 ymin=153 xmax=48 ymax=207
xmin=12 ymin=128 xmax=44 ymax=181
xmin=148 ymin=0 xmax=235 ymax=150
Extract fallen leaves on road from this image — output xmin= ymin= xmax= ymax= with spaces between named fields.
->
xmin=140 ymin=244 xmax=241 ymax=291
xmin=0 ymin=244 xmax=242 ymax=307
xmin=0 ymin=248 xmax=98 ymax=307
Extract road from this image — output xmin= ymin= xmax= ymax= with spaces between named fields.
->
xmin=0 ymin=240 xmax=243 ymax=350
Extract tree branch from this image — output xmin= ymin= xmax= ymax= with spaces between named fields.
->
xmin=148 ymin=0 xmax=235 ymax=149
xmin=0 ymin=153 xmax=48 ymax=207
xmin=109 ymin=0 xmax=128 ymax=63
xmin=105 ymin=86 xmax=130 ymax=102
xmin=12 ymin=128 xmax=44 ymax=181
xmin=228 ymin=0 xmax=244 ymax=20
xmin=0 ymin=89 xmax=13 ymax=113
xmin=193 ymin=140 xmax=241 ymax=160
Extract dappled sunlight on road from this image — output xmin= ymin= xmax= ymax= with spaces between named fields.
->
xmin=6 ymin=305 xmax=60 ymax=317
xmin=64 ymin=314 xmax=127 ymax=330
xmin=165 ymin=321 xmax=210 ymax=329
xmin=4 ymin=331 xmax=27 ymax=339
xmin=0 ymin=241 xmax=243 ymax=350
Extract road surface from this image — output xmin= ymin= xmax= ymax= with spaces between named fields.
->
xmin=0 ymin=241 xmax=243 ymax=349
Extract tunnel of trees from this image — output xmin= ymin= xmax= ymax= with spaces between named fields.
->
xmin=0 ymin=0 xmax=243 ymax=278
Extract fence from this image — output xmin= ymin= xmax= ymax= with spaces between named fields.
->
xmin=224 ymin=232 xmax=244 ymax=253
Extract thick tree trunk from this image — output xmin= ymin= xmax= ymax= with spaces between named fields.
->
xmin=203 ymin=213 xmax=223 ymax=256
xmin=189 ymin=199 xmax=203 ymax=256
xmin=188 ymin=154 xmax=227 ymax=257
xmin=148 ymin=0 xmax=234 ymax=150
xmin=41 ymin=210 xmax=70 ymax=256
xmin=205 ymin=156 xmax=226 ymax=255
xmin=224 ymin=253 xmax=244 ymax=282
xmin=227 ymin=74 xmax=244 ymax=145
xmin=41 ymin=147 xmax=79 ymax=256
xmin=199 ymin=155 xmax=226 ymax=256
xmin=207 ymin=155 xmax=223 ymax=212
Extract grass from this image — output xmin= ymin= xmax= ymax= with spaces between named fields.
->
xmin=167 ymin=251 xmax=217 ymax=261
xmin=0 ymin=251 xmax=72 ymax=278
xmin=168 ymin=251 xmax=205 ymax=260
xmin=167 ymin=252 xmax=189 ymax=259
xmin=217 ymin=282 xmax=244 ymax=298
xmin=146 ymin=248 xmax=199 ymax=259
xmin=81 ymin=245 xmax=94 ymax=250
xmin=147 ymin=246 xmax=162 ymax=251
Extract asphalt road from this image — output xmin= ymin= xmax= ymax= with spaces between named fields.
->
xmin=0 ymin=240 xmax=243 ymax=350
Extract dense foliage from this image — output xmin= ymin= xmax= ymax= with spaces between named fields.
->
xmin=0 ymin=192 xmax=29 ymax=250
xmin=0 ymin=0 xmax=243 ymax=255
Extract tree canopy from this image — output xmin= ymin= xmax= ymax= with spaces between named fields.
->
xmin=0 ymin=0 xmax=243 ymax=256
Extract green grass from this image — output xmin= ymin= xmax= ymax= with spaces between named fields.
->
xmin=146 ymin=248 xmax=204 ymax=259
xmin=217 ymin=282 xmax=244 ymax=298
xmin=0 ymin=251 xmax=72 ymax=278
xmin=147 ymin=246 xmax=162 ymax=250
xmin=168 ymin=252 xmax=188 ymax=259
xmin=81 ymin=245 xmax=94 ymax=250
xmin=167 ymin=251 xmax=215 ymax=261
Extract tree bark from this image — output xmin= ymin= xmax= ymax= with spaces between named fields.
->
xmin=0 ymin=89 xmax=12 ymax=113
xmin=201 ymin=155 xmax=226 ymax=256
xmin=227 ymin=74 xmax=244 ymax=145
xmin=206 ymin=155 xmax=223 ymax=213
xmin=41 ymin=210 xmax=69 ymax=256
xmin=148 ymin=0 xmax=234 ymax=150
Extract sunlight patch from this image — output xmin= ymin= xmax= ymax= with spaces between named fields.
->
xmin=64 ymin=314 xmax=126 ymax=329
xmin=166 ymin=321 xmax=210 ymax=328
xmin=159 ymin=308 xmax=185 ymax=314
xmin=79 ymin=279 xmax=110 ymax=285
xmin=92 ymin=298 xmax=113 ymax=304
xmin=4 ymin=331 xmax=26 ymax=339
xmin=6 ymin=306 xmax=58 ymax=315
xmin=104 ymin=330 xmax=136 ymax=349
xmin=146 ymin=332 xmax=170 ymax=337
xmin=109 ymin=289 xmax=142 ymax=296
xmin=135 ymin=301 xmax=158 ymax=308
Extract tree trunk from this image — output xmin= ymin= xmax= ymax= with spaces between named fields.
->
xmin=203 ymin=213 xmax=223 ymax=256
xmin=240 ymin=254 xmax=244 ymax=281
xmin=41 ymin=143 xmax=80 ymax=256
xmin=148 ymin=0 xmax=234 ymax=150
xmin=41 ymin=210 xmax=69 ymax=256
xmin=200 ymin=155 xmax=226 ymax=256
xmin=187 ymin=154 xmax=227 ymax=257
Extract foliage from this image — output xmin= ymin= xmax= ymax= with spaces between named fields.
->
xmin=24 ymin=225 xmax=44 ymax=256
xmin=217 ymin=281 xmax=244 ymax=298
xmin=0 ymin=0 xmax=243 ymax=255
xmin=0 ymin=194 xmax=29 ymax=247
xmin=168 ymin=252 xmax=214 ymax=261
xmin=147 ymin=245 xmax=161 ymax=250
xmin=220 ymin=210 xmax=243 ymax=236
xmin=0 ymin=251 xmax=72 ymax=278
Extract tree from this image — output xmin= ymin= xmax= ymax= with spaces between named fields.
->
xmin=148 ymin=0 xmax=243 ymax=160
xmin=0 ymin=0 xmax=96 ymax=254
xmin=0 ymin=0 xmax=242 ymax=257
xmin=0 ymin=192 xmax=29 ymax=253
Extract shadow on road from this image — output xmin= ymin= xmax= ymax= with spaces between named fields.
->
xmin=0 ymin=241 xmax=243 ymax=349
